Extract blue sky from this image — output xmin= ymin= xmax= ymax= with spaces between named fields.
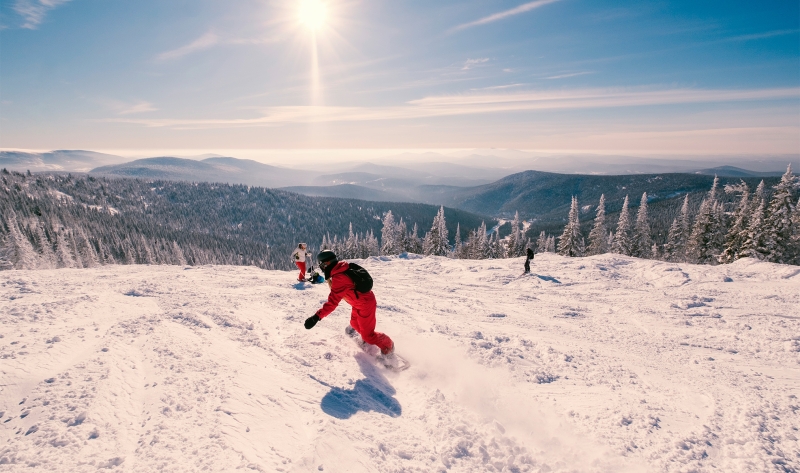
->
xmin=1 ymin=0 xmax=798 ymax=155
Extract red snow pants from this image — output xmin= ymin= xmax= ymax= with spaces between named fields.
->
xmin=349 ymin=292 xmax=393 ymax=353
xmin=295 ymin=261 xmax=306 ymax=281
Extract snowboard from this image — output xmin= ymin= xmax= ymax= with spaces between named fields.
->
xmin=345 ymin=326 xmax=410 ymax=372
xmin=306 ymin=273 xmax=325 ymax=284
xmin=307 ymin=266 xmax=325 ymax=284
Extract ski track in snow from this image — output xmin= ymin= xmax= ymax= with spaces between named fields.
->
xmin=0 ymin=255 xmax=798 ymax=472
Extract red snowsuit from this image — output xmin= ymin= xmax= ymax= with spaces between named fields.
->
xmin=295 ymin=261 xmax=306 ymax=281
xmin=315 ymin=261 xmax=393 ymax=353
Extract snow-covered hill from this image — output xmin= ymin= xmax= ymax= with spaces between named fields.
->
xmin=1 ymin=255 xmax=798 ymax=472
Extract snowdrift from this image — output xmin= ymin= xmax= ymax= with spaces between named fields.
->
xmin=0 ymin=254 xmax=798 ymax=472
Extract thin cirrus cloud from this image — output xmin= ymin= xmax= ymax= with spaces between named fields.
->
xmin=451 ymin=0 xmax=563 ymax=32
xmin=108 ymin=86 xmax=800 ymax=129
xmin=156 ymin=32 xmax=219 ymax=61
xmin=462 ymin=58 xmax=490 ymax=70
xmin=723 ymin=28 xmax=800 ymax=42
xmin=546 ymin=71 xmax=594 ymax=79
xmin=154 ymin=32 xmax=281 ymax=61
xmin=13 ymin=0 xmax=72 ymax=29
xmin=117 ymin=101 xmax=158 ymax=115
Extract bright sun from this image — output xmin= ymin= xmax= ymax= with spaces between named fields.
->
xmin=298 ymin=0 xmax=328 ymax=33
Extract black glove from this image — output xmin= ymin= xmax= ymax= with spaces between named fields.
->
xmin=304 ymin=314 xmax=320 ymax=330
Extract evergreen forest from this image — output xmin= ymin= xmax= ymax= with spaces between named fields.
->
xmin=0 ymin=171 xmax=493 ymax=271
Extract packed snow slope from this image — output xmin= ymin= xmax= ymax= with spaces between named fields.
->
xmin=1 ymin=255 xmax=798 ymax=472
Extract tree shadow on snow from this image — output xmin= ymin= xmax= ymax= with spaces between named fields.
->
xmin=311 ymin=353 xmax=402 ymax=419
xmin=536 ymin=274 xmax=561 ymax=284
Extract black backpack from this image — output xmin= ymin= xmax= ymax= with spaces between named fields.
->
xmin=344 ymin=262 xmax=373 ymax=293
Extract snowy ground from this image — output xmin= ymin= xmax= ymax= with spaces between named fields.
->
xmin=0 ymin=254 xmax=798 ymax=472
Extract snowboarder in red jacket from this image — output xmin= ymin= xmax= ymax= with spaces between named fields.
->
xmin=303 ymin=250 xmax=394 ymax=355
xmin=291 ymin=243 xmax=310 ymax=282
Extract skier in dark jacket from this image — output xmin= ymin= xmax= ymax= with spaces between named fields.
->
xmin=303 ymin=250 xmax=395 ymax=355
xmin=524 ymin=247 xmax=534 ymax=273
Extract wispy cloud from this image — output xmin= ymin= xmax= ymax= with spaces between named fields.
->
xmin=451 ymin=0 xmax=562 ymax=32
xmin=462 ymin=58 xmax=489 ymax=70
xmin=99 ymin=98 xmax=158 ymax=115
xmin=724 ymin=29 xmax=799 ymax=42
xmin=13 ymin=0 xmax=71 ymax=29
xmin=154 ymin=32 xmax=280 ymax=61
xmin=156 ymin=32 xmax=219 ymax=61
xmin=118 ymin=101 xmax=158 ymax=115
xmin=107 ymin=86 xmax=800 ymax=130
xmin=546 ymin=71 xmax=594 ymax=79
xmin=470 ymin=84 xmax=526 ymax=91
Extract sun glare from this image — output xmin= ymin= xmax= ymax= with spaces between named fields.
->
xmin=298 ymin=0 xmax=328 ymax=33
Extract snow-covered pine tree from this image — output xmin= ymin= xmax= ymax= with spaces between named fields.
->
xmin=437 ymin=207 xmax=450 ymax=255
xmin=33 ymin=222 xmax=56 ymax=269
xmin=346 ymin=223 xmax=358 ymax=259
xmin=742 ymin=181 xmax=768 ymax=259
xmin=687 ymin=176 xmax=721 ymax=264
xmin=663 ymin=219 xmax=682 ymax=262
xmin=491 ymin=232 xmax=504 ymax=259
xmin=380 ymin=211 xmax=397 ymax=255
xmin=792 ymin=197 xmax=800 ymax=265
xmin=612 ymin=195 xmax=632 ymax=256
xmin=671 ymin=194 xmax=692 ymax=262
xmin=453 ymin=223 xmax=462 ymax=259
xmin=463 ymin=228 xmax=477 ymax=259
xmin=712 ymin=200 xmax=727 ymax=258
xmin=546 ymin=235 xmax=556 ymax=253
xmin=558 ymin=196 xmax=585 ymax=257
xmin=506 ymin=219 xmax=517 ymax=258
xmin=0 ymin=234 xmax=12 ymax=270
xmin=762 ymin=164 xmax=799 ymax=264
xmin=535 ymin=230 xmax=547 ymax=254
xmin=366 ymin=230 xmax=380 ymax=256
xmin=55 ymin=228 xmax=77 ymax=268
xmin=396 ymin=218 xmax=408 ymax=254
xmin=477 ymin=221 xmax=490 ymax=259
xmin=686 ymin=198 xmax=714 ymax=264
xmin=631 ymin=192 xmax=653 ymax=259
xmin=719 ymin=181 xmax=750 ymax=264
xmin=2 ymin=210 xmax=40 ymax=269
xmin=407 ymin=223 xmax=422 ymax=254
xmin=586 ymin=194 xmax=608 ymax=255
xmin=171 ymin=241 xmax=187 ymax=265
xmin=506 ymin=211 xmax=524 ymax=258
xmin=423 ymin=206 xmax=450 ymax=256
xmin=96 ymin=238 xmax=115 ymax=265
xmin=139 ymin=234 xmax=154 ymax=265
xmin=121 ymin=237 xmax=136 ymax=265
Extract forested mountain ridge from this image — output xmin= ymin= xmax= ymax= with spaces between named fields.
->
xmin=0 ymin=171 xmax=494 ymax=271
xmin=443 ymin=170 xmax=783 ymax=219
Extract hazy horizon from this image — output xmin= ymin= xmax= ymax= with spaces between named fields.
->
xmin=2 ymin=147 xmax=798 ymax=176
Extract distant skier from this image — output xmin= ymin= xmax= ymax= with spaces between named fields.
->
xmin=291 ymin=243 xmax=310 ymax=282
xmin=524 ymin=247 xmax=534 ymax=273
xmin=304 ymin=250 xmax=395 ymax=356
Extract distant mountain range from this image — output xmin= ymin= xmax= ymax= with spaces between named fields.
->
xmin=3 ymin=150 xmax=794 ymax=232
xmin=91 ymin=156 xmax=314 ymax=188
xmin=0 ymin=150 xmax=126 ymax=172
xmin=693 ymin=165 xmax=789 ymax=178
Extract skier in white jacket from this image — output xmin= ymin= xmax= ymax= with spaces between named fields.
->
xmin=291 ymin=243 xmax=311 ymax=281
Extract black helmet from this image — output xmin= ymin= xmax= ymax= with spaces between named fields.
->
xmin=317 ymin=250 xmax=337 ymax=264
